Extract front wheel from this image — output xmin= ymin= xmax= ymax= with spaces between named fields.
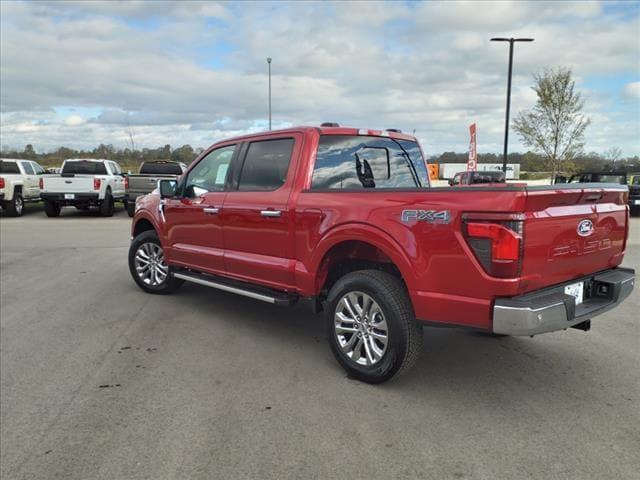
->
xmin=325 ymin=270 xmax=423 ymax=384
xmin=128 ymin=230 xmax=183 ymax=294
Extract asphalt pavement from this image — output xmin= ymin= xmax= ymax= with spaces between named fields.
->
xmin=1 ymin=204 xmax=639 ymax=480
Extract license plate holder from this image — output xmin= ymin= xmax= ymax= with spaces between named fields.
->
xmin=564 ymin=281 xmax=584 ymax=305
xmin=64 ymin=193 xmax=75 ymax=200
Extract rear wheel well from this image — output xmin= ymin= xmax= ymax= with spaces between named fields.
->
xmin=318 ymin=241 xmax=407 ymax=299
xmin=133 ymin=218 xmax=155 ymax=238
xmin=14 ymin=185 xmax=22 ymax=194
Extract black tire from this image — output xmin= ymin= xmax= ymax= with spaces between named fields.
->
xmin=43 ymin=200 xmax=61 ymax=217
xmin=128 ymin=230 xmax=184 ymax=294
xmin=4 ymin=193 xmax=24 ymax=217
xmin=325 ymin=270 xmax=422 ymax=384
xmin=99 ymin=189 xmax=114 ymax=217
xmin=126 ymin=201 xmax=135 ymax=217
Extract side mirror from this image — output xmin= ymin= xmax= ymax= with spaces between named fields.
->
xmin=448 ymin=179 xmax=454 ymax=186
xmin=159 ymin=179 xmax=178 ymax=198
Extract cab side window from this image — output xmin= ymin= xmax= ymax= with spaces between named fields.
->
xmin=21 ymin=162 xmax=34 ymax=175
xmin=237 ymin=138 xmax=294 ymax=191
xmin=31 ymin=162 xmax=45 ymax=175
xmin=184 ymin=145 xmax=235 ymax=197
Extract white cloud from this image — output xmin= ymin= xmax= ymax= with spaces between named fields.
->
xmin=0 ymin=0 xmax=638 ymax=155
xmin=64 ymin=115 xmax=85 ymax=127
xmin=623 ymin=82 xmax=640 ymax=100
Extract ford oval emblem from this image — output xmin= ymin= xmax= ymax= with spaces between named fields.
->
xmin=577 ymin=219 xmax=594 ymax=237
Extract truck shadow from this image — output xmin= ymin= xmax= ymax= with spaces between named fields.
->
xmin=172 ymin=282 xmax=605 ymax=403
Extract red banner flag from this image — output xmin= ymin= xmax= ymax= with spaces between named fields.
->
xmin=467 ymin=123 xmax=477 ymax=171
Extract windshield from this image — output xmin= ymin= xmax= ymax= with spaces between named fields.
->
xmin=569 ymin=173 xmax=626 ymax=184
xmin=140 ymin=162 xmax=183 ymax=175
xmin=0 ymin=161 xmax=20 ymax=174
xmin=62 ymin=160 xmax=107 ymax=175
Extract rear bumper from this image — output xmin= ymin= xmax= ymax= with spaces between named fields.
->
xmin=41 ymin=192 xmax=99 ymax=205
xmin=0 ymin=193 xmax=4 ymax=201
xmin=493 ymin=268 xmax=635 ymax=336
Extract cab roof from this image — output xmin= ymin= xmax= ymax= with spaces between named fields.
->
xmin=214 ymin=125 xmax=418 ymax=144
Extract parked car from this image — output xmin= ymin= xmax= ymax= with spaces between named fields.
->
xmin=125 ymin=160 xmax=187 ymax=217
xmin=448 ymin=170 xmax=505 ymax=186
xmin=555 ymin=172 xmax=628 ymax=184
xmin=128 ymin=125 xmax=634 ymax=383
xmin=0 ymin=158 xmax=46 ymax=216
xmin=629 ymin=174 xmax=640 ymax=215
xmin=40 ymin=159 xmax=126 ymax=217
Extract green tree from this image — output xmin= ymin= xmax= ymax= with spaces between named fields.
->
xmin=170 ymin=144 xmax=195 ymax=164
xmin=513 ymin=67 xmax=590 ymax=183
xmin=22 ymin=144 xmax=36 ymax=159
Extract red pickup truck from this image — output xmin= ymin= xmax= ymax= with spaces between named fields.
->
xmin=128 ymin=125 xmax=635 ymax=383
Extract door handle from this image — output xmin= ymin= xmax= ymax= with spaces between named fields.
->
xmin=260 ymin=210 xmax=281 ymax=217
xmin=203 ymin=207 xmax=219 ymax=215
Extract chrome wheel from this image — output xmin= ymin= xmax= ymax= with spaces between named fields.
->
xmin=134 ymin=242 xmax=168 ymax=286
xmin=334 ymin=291 xmax=389 ymax=366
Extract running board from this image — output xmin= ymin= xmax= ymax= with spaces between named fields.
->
xmin=173 ymin=271 xmax=297 ymax=306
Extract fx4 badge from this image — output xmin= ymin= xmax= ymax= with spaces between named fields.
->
xmin=401 ymin=209 xmax=451 ymax=224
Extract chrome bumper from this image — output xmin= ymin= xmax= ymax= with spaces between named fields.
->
xmin=493 ymin=268 xmax=635 ymax=336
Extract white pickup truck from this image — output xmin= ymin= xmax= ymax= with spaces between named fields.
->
xmin=0 ymin=158 xmax=46 ymax=217
xmin=40 ymin=159 xmax=126 ymax=217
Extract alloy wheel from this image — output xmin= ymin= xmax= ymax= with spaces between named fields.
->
xmin=134 ymin=242 xmax=168 ymax=286
xmin=334 ymin=291 xmax=389 ymax=366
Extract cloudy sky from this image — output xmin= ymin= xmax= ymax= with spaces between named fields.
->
xmin=1 ymin=0 xmax=639 ymax=156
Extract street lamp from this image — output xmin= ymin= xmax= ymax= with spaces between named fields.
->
xmin=267 ymin=57 xmax=272 ymax=130
xmin=491 ymin=37 xmax=534 ymax=173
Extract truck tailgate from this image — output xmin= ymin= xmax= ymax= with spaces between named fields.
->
xmin=43 ymin=175 xmax=95 ymax=193
xmin=519 ymin=184 xmax=629 ymax=293
xmin=128 ymin=175 xmax=170 ymax=195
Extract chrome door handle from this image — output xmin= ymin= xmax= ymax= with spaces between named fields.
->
xmin=203 ymin=207 xmax=219 ymax=215
xmin=260 ymin=210 xmax=281 ymax=217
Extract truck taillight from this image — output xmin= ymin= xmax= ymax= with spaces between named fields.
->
xmin=124 ymin=176 xmax=129 ymax=189
xmin=94 ymin=178 xmax=101 ymax=190
xmin=39 ymin=177 xmax=44 ymax=189
xmin=463 ymin=214 xmax=524 ymax=278
xmin=0 ymin=177 xmax=4 ymax=189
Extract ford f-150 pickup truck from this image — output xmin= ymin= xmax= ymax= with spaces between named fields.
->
xmin=41 ymin=159 xmax=126 ymax=217
xmin=128 ymin=125 xmax=635 ymax=383
xmin=124 ymin=160 xmax=187 ymax=217
xmin=0 ymin=158 xmax=46 ymax=216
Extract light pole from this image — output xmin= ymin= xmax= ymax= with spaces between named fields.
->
xmin=267 ymin=57 xmax=272 ymax=130
xmin=491 ymin=37 xmax=534 ymax=173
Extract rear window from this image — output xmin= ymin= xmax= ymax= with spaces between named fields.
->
xmin=0 ymin=161 xmax=20 ymax=174
xmin=311 ymin=135 xmax=427 ymax=190
xmin=594 ymin=174 xmax=626 ymax=184
xmin=62 ymin=161 xmax=108 ymax=175
xmin=472 ymin=171 xmax=505 ymax=183
xmin=139 ymin=162 xmax=183 ymax=175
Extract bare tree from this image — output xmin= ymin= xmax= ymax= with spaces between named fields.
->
xmin=605 ymin=146 xmax=623 ymax=168
xmin=513 ymin=67 xmax=590 ymax=183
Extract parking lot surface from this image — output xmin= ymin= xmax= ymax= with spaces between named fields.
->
xmin=1 ymin=205 xmax=639 ymax=480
